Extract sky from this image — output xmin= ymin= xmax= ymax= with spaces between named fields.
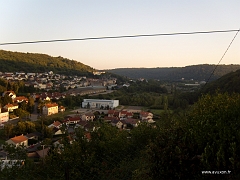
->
xmin=0 ymin=0 xmax=239 ymax=70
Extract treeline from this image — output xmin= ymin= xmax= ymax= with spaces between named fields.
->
xmin=108 ymin=64 xmax=240 ymax=81
xmin=93 ymin=80 xmax=193 ymax=110
xmin=201 ymin=69 xmax=240 ymax=94
xmin=0 ymin=50 xmax=94 ymax=76
xmin=1 ymin=92 xmax=240 ymax=179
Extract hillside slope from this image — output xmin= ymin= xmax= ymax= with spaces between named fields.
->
xmin=108 ymin=64 xmax=240 ymax=81
xmin=0 ymin=50 xmax=94 ymax=76
xmin=201 ymin=69 xmax=240 ymax=94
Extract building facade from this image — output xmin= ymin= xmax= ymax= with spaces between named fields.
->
xmin=0 ymin=108 xmax=9 ymax=124
xmin=42 ymin=103 xmax=59 ymax=116
xmin=82 ymin=99 xmax=119 ymax=109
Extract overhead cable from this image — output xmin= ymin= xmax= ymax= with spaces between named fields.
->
xmin=205 ymin=28 xmax=240 ymax=84
xmin=0 ymin=29 xmax=239 ymax=46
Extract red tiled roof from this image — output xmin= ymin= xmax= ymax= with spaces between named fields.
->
xmin=45 ymin=103 xmax=58 ymax=108
xmin=52 ymin=121 xmax=61 ymax=127
xmin=68 ymin=117 xmax=81 ymax=122
xmin=10 ymin=135 xmax=28 ymax=144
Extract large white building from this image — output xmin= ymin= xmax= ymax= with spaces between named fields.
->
xmin=82 ymin=99 xmax=119 ymax=109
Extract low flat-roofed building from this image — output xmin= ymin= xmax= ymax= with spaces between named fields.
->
xmin=82 ymin=99 xmax=119 ymax=109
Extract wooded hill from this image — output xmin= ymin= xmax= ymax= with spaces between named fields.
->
xmin=108 ymin=64 xmax=240 ymax=81
xmin=0 ymin=50 xmax=94 ymax=76
xmin=201 ymin=69 xmax=240 ymax=94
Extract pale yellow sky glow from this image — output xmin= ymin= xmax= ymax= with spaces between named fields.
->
xmin=0 ymin=1 xmax=239 ymax=70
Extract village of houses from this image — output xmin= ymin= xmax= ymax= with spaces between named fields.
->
xmin=0 ymin=71 xmax=155 ymax=166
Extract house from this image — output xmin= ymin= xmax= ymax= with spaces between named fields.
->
xmin=63 ymin=116 xmax=81 ymax=125
xmin=42 ymin=103 xmax=58 ymax=116
xmin=25 ymin=132 xmax=42 ymax=141
xmin=48 ymin=121 xmax=62 ymax=129
xmin=119 ymin=111 xmax=128 ymax=118
xmin=104 ymin=116 xmax=119 ymax=122
xmin=59 ymin=106 xmax=66 ymax=112
xmin=6 ymin=135 xmax=28 ymax=147
xmin=140 ymin=111 xmax=153 ymax=119
xmin=108 ymin=110 xmax=115 ymax=117
xmin=119 ymin=111 xmax=133 ymax=119
xmin=111 ymin=119 xmax=126 ymax=129
xmin=36 ymin=147 xmax=50 ymax=158
xmin=13 ymin=96 xmax=28 ymax=104
xmin=81 ymin=113 xmax=95 ymax=121
xmin=124 ymin=118 xmax=140 ymax=127
xmin=52 ymin=127 xmax=63 ymax=135
xmin=0 ymin=108 xmax=9 ymax=124
xmin=3 ymin=103 xmax=18 ymax=112
xmin=75 ymin=121 xmax=89 ymax=129
xmin=2 ymin=91 xmax=16 ymax=99
xmin=140 ymin=111 xmax=154 ymax=122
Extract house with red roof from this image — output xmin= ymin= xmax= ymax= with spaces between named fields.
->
xmin=48 ymin=121 xmax=62 ymax=129
xmin=6 ymin=134 xmax=28 ymax=147
xmin=42 ymin=103 xmax=58 ymax=116
xmin=13 ymin=96 xmax=28 ymax=104
xmin=63 ymin=116 xmax=81 ymax=125
xmin=3 ymin=103 xmax=18 ymax=112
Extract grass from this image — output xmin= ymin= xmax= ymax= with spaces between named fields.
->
xmin=150 ymin=109 xmax=173 ymax=116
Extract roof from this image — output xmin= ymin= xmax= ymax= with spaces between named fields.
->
xmin=4 ymin=104 xmax=18 ymax=108
xmin=14 ymin=96 xmax=28 ymax=101
xmin=104 ymin=116 xmax=120 ymax=121
xmin=25 ymin=132 xmax=42 ymax=138
xmin=78 ymin=121 xmax=88 ymax=127
xmin=125 ymin=118 xmax=139 ymax=125
xmin=45 ymin=103 xmax=58 ymax=108
xmin=85 ymin=112 xmax=95 ymax=116
xmin=68 ymin=117 xmax=81 ymax=121
xmin=36 ymin=147 xmax=49 ymax=158
xmin=120 ymin=111 xmax=128 ymax=115
xmin=111 ymin=119 xmax=121 ymax=124
xmin=10 ymin=135 xmax=28 ymax=144
xmin=52 ymin=121 xmax=62 ymax=127
xmin=108 ymin=110 xmax=115 ymax=114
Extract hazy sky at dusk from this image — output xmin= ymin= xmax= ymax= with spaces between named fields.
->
xmin=0 ymin=0 xmax=239 ymax=70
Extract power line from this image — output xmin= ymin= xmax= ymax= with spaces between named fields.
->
xmin=0 ymin=29 xmax=239 ymax=46
xmin=205 ymin=28 xmax=240 ymax=84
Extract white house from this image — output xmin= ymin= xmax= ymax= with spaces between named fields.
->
xmin=42 ymin=103 xmax=58 ymax=116
xmin=6 ymin=135 xmax=28 ymax=147
xmin=82 ymin=99 xmax=119 ymax=109
xmin=81 ymin=113 xmax=95 ymax=121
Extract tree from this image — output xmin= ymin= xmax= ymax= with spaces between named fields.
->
xmin=188 ymin=92 xmax=240 ymax=172
xmin=4 ymin=123 xmax=14 ymax=139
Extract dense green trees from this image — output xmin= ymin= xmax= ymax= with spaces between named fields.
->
xmin=108 ymin=64 xmax=240 ymax=81
xmin=0 ymin=50 xmax=94 ymax=76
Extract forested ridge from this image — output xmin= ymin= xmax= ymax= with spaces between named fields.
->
xmin=0 ymin=50 xmax=94 ymax=76
xmin=108 ymin=64 xmax=240 ymax=81
xmin=201 ymin=69 xmax=240 ymax=94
